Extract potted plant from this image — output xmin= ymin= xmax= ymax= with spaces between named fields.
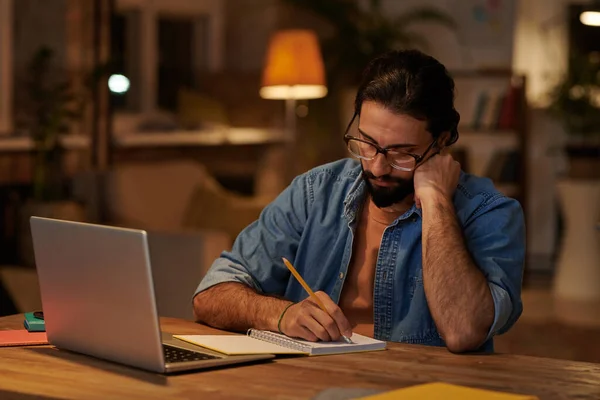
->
xmin=547 ymin=52 xmax=600 ymax=180
xmin=16 ymin=46 xmax=90 ymax=266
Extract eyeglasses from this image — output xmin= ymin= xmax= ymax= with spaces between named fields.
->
xmin=343 ymin=113 xmax=438 ymax=172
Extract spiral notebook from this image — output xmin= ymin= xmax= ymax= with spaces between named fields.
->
xmin=174 ymin=330 xmax=386 ymax=356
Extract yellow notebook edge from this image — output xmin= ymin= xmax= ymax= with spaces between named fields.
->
xmin=172 ymin=334 xmax=308 ymax=356
xmin=172 ymin=335 xmax=236 ymax=355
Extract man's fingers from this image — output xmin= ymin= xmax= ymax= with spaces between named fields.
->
xmin=299 ymin=313 xmax=331 ymax=342
xmin=284 ymin=292 xmax=353 ymax=342
xmin=315 ymin=291 xmax=353 ymax=338
xmin=295 ymin=325 xmax=318 ymax=342
xmin=309 ymin=307 xmax=341 ymax=341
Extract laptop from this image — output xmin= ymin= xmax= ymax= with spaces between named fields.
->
xmin=29 ymin=216 xmax=274 ymax=374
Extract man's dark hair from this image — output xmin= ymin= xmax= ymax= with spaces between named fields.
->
xmin=354 ymin=49 xmax=460 ymax=145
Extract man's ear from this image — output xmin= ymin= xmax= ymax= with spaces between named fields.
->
xmin=437 ymin=131 xmax=452 ymax=149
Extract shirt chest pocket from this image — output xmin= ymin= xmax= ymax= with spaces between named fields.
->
xmin=409 ymin=266 xmax=423 ymax=300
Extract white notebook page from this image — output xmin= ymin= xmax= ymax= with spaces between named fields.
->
xmin=249 ymin=331 xmax=386 ymax=355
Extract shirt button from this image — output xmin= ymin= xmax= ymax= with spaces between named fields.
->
xmin=339 ymin=272 xmax=344 ymax=279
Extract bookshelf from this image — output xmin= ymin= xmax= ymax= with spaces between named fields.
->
xmin=450 ymin=71 xmax=528 ymax=213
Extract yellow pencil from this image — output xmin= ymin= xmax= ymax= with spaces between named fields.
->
xmin=282 ymin=257 xmax=353 ymax=344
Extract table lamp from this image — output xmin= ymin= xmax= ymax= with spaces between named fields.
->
xmin=260 ymin=29 xmax=328 ymax=143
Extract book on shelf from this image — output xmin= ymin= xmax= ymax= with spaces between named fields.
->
xmin=470 ymin=91 xmax=489 ymax=130
xmin=489 ymin=93 xmax=506 ymax=130
xmin=497 ymin=83 xmax=520 ymax=130
xmin=480 ymin=91 xmax=504 ymax=130
xmin=468 ymin=80 xmax=521 ymax=132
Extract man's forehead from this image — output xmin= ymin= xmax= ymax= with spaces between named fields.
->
xmin=360 ymin=102 xmax=427 ymax=126
xmin=357 ymin=112 xmax=430 ymax=146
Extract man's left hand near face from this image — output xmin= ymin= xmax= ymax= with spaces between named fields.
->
xmin=413 ymin=149 xmax=461 ymax=209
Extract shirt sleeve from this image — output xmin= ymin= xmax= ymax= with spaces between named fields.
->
xmin=193 ymin=173 xmax=311 ymax=298
xmin=462 ymin=195 xmax=526 ymax=340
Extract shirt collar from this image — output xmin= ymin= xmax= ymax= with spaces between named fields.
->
xmin=343 ymin=174 xmax=422 ymax=226
xmin=343 ymin=172 xmax=366 ymax=224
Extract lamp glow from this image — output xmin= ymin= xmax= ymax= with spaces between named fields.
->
xmin=580 ymin=11 xmax=600 ymax=26
xmin=260 ymin=30 xmax=327 ymax=100
xmin=108 ymin=74 xmax=130 ymax=94
xmin=259 ymin=85 xmax=327 ymax=100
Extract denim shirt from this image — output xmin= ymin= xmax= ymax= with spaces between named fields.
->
xmin=195 ymin=159 xmax=525 ymax=352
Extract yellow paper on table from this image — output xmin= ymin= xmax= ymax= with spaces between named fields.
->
xmin=358 ymin=382 xmax=538 ymax=400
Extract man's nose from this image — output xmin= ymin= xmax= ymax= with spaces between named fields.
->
xmin=369 ymin=153 xmax=392 ymax=177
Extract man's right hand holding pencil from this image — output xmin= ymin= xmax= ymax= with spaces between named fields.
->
xmin=278 ymin=291 xmax=353 ymax=342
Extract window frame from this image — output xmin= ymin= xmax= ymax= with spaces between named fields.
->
xmin=115 ymin=0 xmax=224 ymax=115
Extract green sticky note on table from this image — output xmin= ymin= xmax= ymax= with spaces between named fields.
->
xmin=23 ymin=312 xmax=46 ymax=332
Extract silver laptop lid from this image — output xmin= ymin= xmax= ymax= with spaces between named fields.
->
xmin=30 ymin=217 xmax=166 ymax=373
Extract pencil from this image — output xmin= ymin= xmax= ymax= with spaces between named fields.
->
xmin=282 ymin=257 xmax=353 ymax=344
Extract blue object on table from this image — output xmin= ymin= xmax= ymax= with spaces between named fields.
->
xmin=23 ymin=311 xmax=45 ymax=332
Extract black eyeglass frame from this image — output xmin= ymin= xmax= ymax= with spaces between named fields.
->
xmin=343 ymin=112 xmax=439 ymax=172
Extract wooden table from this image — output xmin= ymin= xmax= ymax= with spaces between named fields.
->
xmin=0 ymin=315 xmax=598 ymax=400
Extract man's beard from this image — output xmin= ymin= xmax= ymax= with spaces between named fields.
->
xmin=361 ymin=168 xmax=414 ymax=208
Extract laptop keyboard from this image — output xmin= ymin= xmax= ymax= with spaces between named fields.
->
xmin=163 ymin=344 xmax=219 ymax=363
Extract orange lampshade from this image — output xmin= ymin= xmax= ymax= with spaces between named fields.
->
xmin=260 ymin=29 xmax=328 ymax=100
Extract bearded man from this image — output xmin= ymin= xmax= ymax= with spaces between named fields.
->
xmin=192 ymin=49 xmax=525 ymax=353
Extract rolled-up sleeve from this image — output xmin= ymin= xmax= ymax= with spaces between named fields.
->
xmin=486 ymin=282 xmax=513 ymax=339
xmin=463 ymin=195 xmax=526 ymax=340
xmin=194 ymin=173 xmax=311 ymax=298
xmin=194 ymin=256 xmax=263 ymax=296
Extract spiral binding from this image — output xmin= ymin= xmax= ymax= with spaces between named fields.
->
xmin=247 ymin=329 xmax=312 ymax=353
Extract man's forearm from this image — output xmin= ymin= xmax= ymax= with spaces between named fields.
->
xmin=193 ymin=282 xmax=292 ymax=333
xmin=421 ymin=193 xmax=494 ymax=352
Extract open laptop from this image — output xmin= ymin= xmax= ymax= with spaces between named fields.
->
xmin=29 ymin=216 xmax=274 ymax=374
